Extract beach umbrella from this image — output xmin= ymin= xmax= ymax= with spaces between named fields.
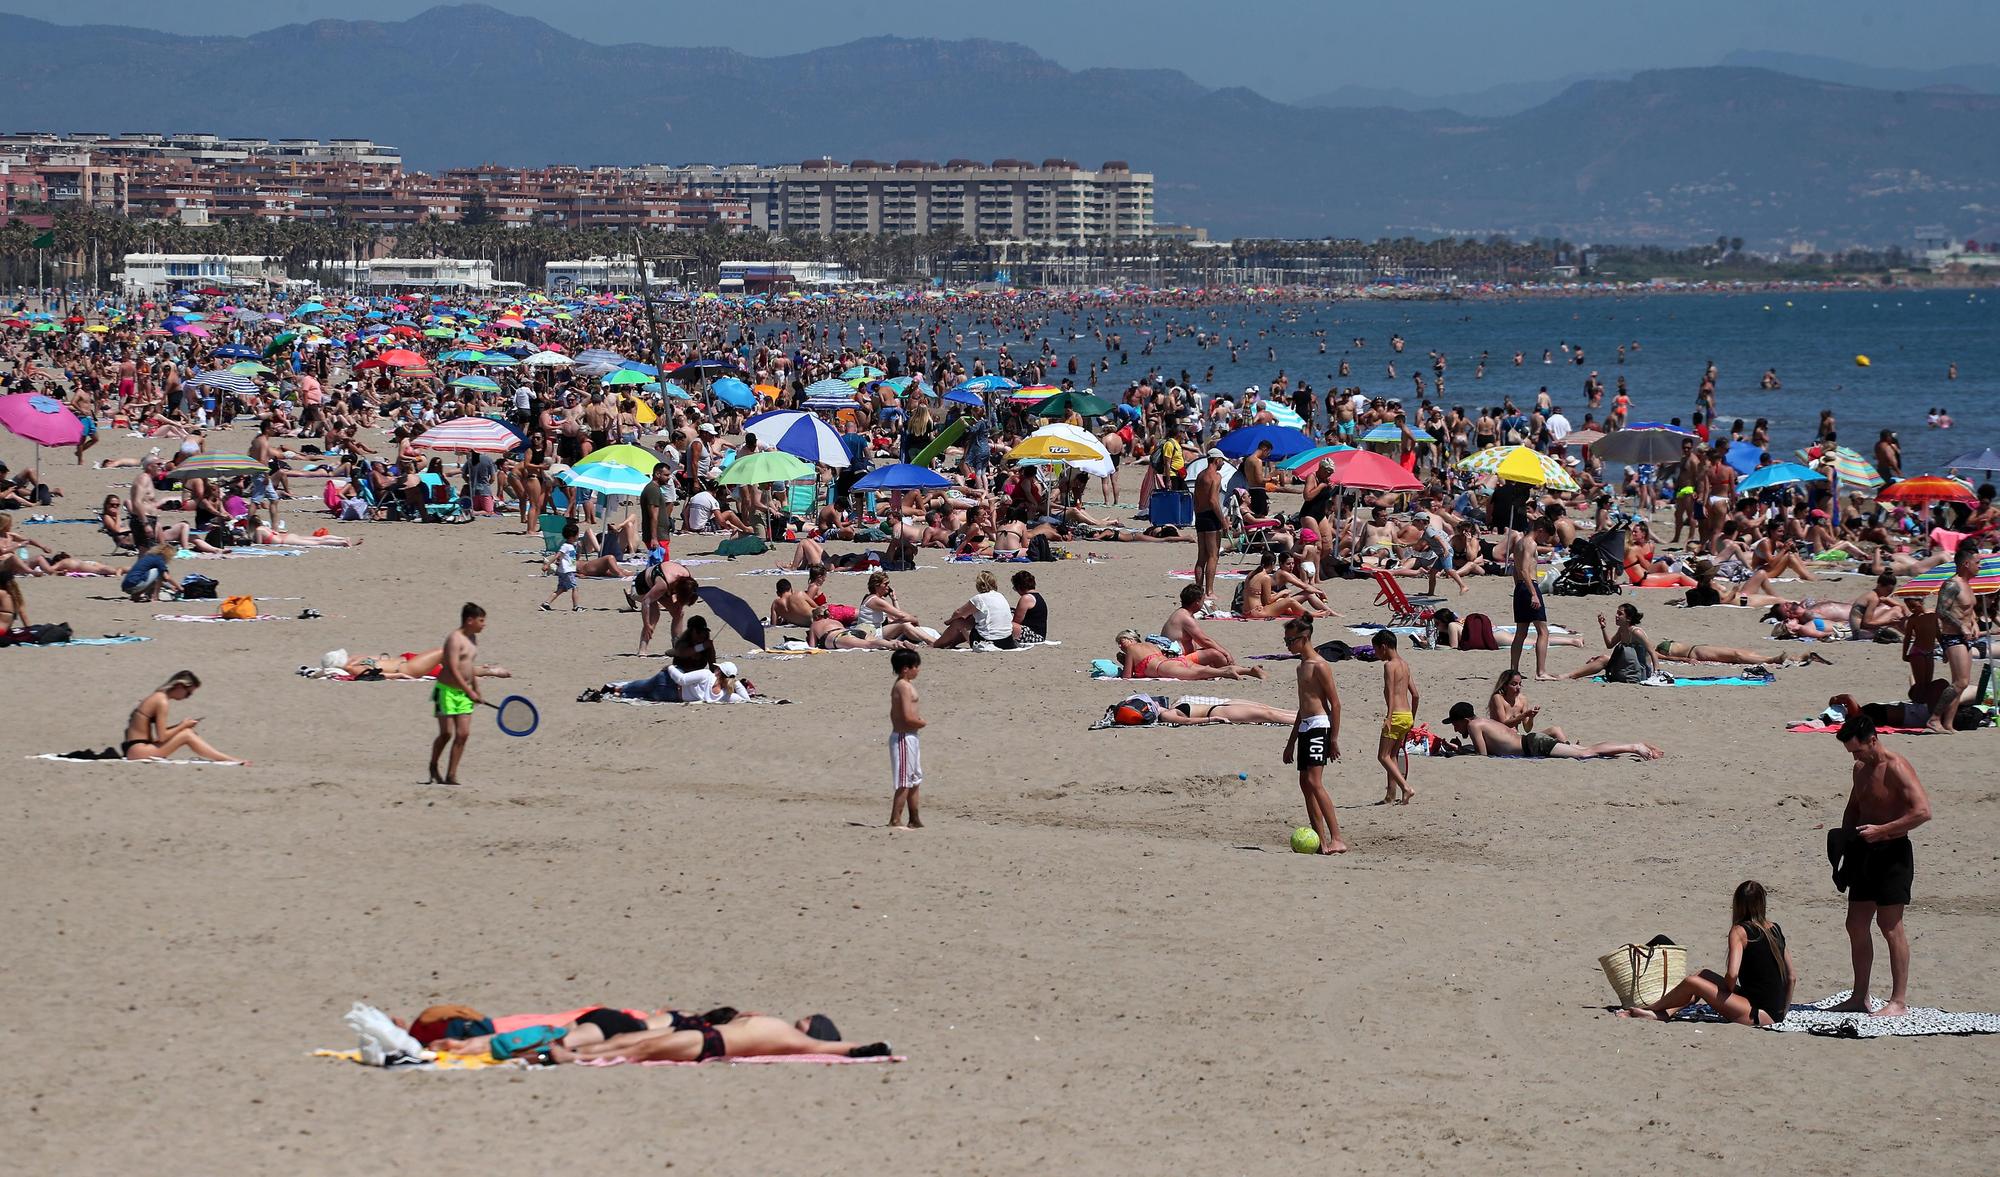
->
xmin=1723 ymin=441 xmax=1766 ymax=475
xmin=183 ymin=370 xmax=262 ymax=396
xmin=618 ymin=361 xmax=661 ymax=377
xmin=1737 ymin=462 xmax=1827 ymax=493
xmin=1945 ymin=447 xmax=2000 ymax=475
xmin=413 ymin=416 xmax=520 ymax=453
xmin=953 ymin=375 xmax=1018 ymax=393
xmin=164 ymin=452 xmax=265 ymax=482
xmin=575 ymin=444 xmax=663 ymax=475
xmin=942 ymin=388 xmax=985 ymax=408
xmin=1878 ymin=475 xmax=1977 ymax=505
xmin=711 ymin=377 xmax=757 ymax=409
xmin=1254 ymin=400 xmax=1307 ymax=431
xmin=695 ymin=585 xmax=765 ymax=650
xmin=1007 ymin=430 xmax=1107 ymax=464
xmin=370 ymin=348 xmax=428 ymax=368
xmin=601 ymin=369 xmax=653 ymax=387
xmin=1895 ymin=552 xmax=2000 ymax=598
xmin=852 ymin=463 xmax=953 ymax=492
xmin=804 ymin=377 xmax=857 ymax=400
xmin=842 ymin=365 xmax=887 ymax=380
xmin=1325 ymin=449 xmax=1423 ymax=492
xmin=1459 ymin=445 xmax=1565 ymax=485
xmin=1561 ymin=428 xmax=1606 ymax=448
xmin=657 ymin=382 xmax=693 ymax=401
xmin=1591 ymin=427 xmax=1697 ymax=465
xmin=1799 ymin=446 xmax=1884 ymax=491
xmin=1217 ymin=424 xmax=1315 ymax=459
xmin=743 ymin=409 xmax=850 ymax=468
xmin=717 ymin=450 xmax=813 ymax=485
xmin=1277 ymin=444 xmax=1354 ymax=472
xmin=678 ymin=358 xmax=742 ymax=375
xmin=1007 ymin=384 xmax=1062 ymax=403
xmin=557 ymin=461 xmax=649 ymax=497
xmin=212 ymin=344 xmax=259 ymax=359
xmin=228 ymin=361 xmax=273 ymax=376
xmin=0 ymin=393 xmax=84 ymax=448
xmin=449 ymin=375 xmax=502 ymax=393
xmin=1032 ymin=389 xmax=1114 ymax=419
xmin=1359 ymin=423 xmax=1433 ymax=444
xmin=478 ymin=353 xmax=518 ymax=367
xmin=574 ymin=348 xmax=627 ymax=366
xmin=879 ymin=376 xmax=930 ymax=397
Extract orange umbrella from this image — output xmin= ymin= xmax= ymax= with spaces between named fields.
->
xmin=1878 ymin=475 xmax=1976 ymax=505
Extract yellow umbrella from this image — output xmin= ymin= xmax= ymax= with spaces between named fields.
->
xmin=574 ymin=443 xmax=661 ymax=474
xmin=1007 ymin=434 xmax=1108 ymax=463
xmin=1459 ymin=445 xmax=1579 ymax=491
xmin=632 ymin=399 xmax=658 ymax=425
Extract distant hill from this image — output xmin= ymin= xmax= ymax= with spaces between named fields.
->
xmin=3 ymin=6 xmax=2000 ymax=245
xmin=1293 ymin=71 xmax=1632 ymax=118
xmin=1719 ymin=51 xmax=2000 ymax=96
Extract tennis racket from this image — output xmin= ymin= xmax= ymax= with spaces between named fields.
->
xmin=482 ymin=694 xmax=539 ymax=737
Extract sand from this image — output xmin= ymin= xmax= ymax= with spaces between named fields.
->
xmin=5 ymin=430 xmax=1998 ymax=1176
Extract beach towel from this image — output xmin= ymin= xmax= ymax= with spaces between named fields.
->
xmin=604 ymin=695 xmax=791 ymax=707
xmin=577 ymin=1053 xmax=901 ymax=1067
xmin=1089 ymin=694 xmax=1290 ymax=730
xmin=313 ymin=1049 xmax=524 ymax=1070
xmin=1678 ymin=992 xmax=2000 ymax=1038
xmin=29 ymin=752 xmax=240 ymax=765
xmin=153 ymin=613 xmax=293 ymax=623
xmin=1785 ymin=722 xmax=1933 ymax=735
xmin=1592 ymin=673 xmax=1772 ymax=687
xmin=10 ymin=634 xmax=151 ymax=648
xmin=1168 ymin=569 xmax=1250 ymax=581
xmin=178 ymin=548 xmax=307 ymax=559
xmin=21 ymin=516 xmax=99 ymax=525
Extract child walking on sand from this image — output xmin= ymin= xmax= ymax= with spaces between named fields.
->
xmin=1373 ymin=629 xmax=1418 ymax=804
xmin=541 ymin=522 xmax=581 ymax=612
xmin=888 ymin=648 xmax=925 ymax=828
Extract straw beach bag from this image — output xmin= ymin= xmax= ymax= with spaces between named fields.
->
xmin=1599 ymin=938 xmax=1688 ymax=1007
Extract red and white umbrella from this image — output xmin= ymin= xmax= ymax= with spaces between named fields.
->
xmin=412 ymin=416 xmax=519 ymax=453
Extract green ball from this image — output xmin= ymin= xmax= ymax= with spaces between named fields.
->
xmin=1290 ymin=826 xmax=1321 ymax=854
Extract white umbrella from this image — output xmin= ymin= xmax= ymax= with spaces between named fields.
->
xmin=743 ymin=409 xmax=850 ymax=468
xmin=521 ymin=350 xmax=574 ymax=367
xmin=1017 ymin=423 xmax=1114 ymax=478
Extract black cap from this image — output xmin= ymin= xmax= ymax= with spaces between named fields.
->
xmin=1444 ymin=701 xmax=1477 ymax=724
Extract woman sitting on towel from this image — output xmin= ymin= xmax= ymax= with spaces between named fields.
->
xmin=859 ymin=572 xmax=940 ymax=644
xmin=121 ymin=670 xmax=247 ymax=764
xmin=1116 ymin=631 xmax=1266 ymax=681
xmin=1559 ymin=604 xmax=1657 ymax=682
xmin=928 ymin=571 xmax=1018 ymax=649
xmin=1487 ymin=669 xmax=1552 ymax=735
xmin=1617 ymin=880 xmax=1795 ymax=1026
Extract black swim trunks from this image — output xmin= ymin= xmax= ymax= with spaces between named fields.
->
xmin=1195 ymin=508 xmax=1224 ymax=534
xmin=1296 ymin=724 xmax=1330 ymax=767
xmin=1848 ymin=835 xmax=1914 ymax=906
xmin=1248 ymin=488 xmax=1270 ymax=518
xmin=1512 ymin=580 xmax=1547 ymax=624
xmin=1521 ymin=730 xmax=1559 ymax=758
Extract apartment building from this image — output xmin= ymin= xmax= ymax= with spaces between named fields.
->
xmin=648 ymin=159 xmax=1154 ymax=241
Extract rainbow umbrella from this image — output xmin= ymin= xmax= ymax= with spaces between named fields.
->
xmin=1894 ymin=552 xmax=2000 ymax=598
xmin=1277 ymin=444 xmax=1354 ymax=472
xmin=1799 ymin=446 xmax=1884 ymax=491
xmin=164 ymin=452 xmax=265 ymax=482
xmin=575 ymin=444 xmax=662 ymax=474
xmin=1458 ymin=445 xmax=1578 ymax=491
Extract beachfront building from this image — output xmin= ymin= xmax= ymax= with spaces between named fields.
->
xmin=716 ymin=260 xmax=860 ymax=293
xmin=546 ymin=256 xmax=677 ymax=292
xmin=0 ymin=132 xmax=402 ymax=169
xmin=115 ymin=253 xmax=287 ymax=293
xmin=324 ymin=257 xmax=509 ymax=291
xmin=644 ymin=159 xmax=1154 ymax=241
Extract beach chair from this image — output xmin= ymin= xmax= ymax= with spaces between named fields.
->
xmin=417 ymin=473 xmax=468 ymax=523
xmin=538 ymin=513 xmax=570 ymax=552
xmin=1369 ymin=568 xmax=1442 ymax=627
xmin=784 ymin=479 xmax=818 ymax=518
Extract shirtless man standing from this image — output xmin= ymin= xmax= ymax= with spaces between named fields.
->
xmin=1281 ymin=617 xmax=1345 ymax=854
xmin=1193 ymin=448 xmax=1226 ymax=602
xmin=1831 ymin=714 xmax=1934 ymax=1016
xmin=1506 ymin=516 xmax=1555 ymax=680
xmin=428 ymin=602 xmax=487 ymax=786
xmin=1933 ymin=547 xmax=1981 ymax=734
xmin=1240 ymin=439 xmax=1272 ymax=520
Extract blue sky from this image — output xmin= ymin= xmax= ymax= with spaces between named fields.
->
xmin=10 ymin=0 xmax=1999 ymax=100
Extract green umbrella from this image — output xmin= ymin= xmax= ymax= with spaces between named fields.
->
xmin=1034 ymin=390 xmax=1113 ymax=419
xmin=263 ymin=331 xmax=298 ymax=356
xmin=575 ymin=443 xmax=663 ymax=475
xmin=422 ymin=327 xmax=454 ymax=338
xmin=228 ymin=361 xmax=273 ymax=376
xmin=601 ymin=369 xmax=654 ymax=387
xmin=718 ymin=450 xmax=813 ymax=485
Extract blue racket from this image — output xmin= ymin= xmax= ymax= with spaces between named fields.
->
xmin=484 ymin=694 xmax=539 ymax=737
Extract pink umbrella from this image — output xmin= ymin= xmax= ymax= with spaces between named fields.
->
xmin=0 ymin=393 xmax=85 ymax=447
xmin=172 ymin=322 xmax=210 ymax=337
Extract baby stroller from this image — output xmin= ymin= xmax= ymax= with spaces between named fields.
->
xmin=1549 ymin=525 xmax=1625 ymax=597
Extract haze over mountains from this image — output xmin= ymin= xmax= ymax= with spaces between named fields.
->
xmin=3 ymin=4 xmax=1998 ymax=247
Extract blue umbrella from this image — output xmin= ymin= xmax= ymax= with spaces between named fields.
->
xmin=695 ymin=585 xmax=766 ymax=650
xmin=619 ymin=361 xmax=661 ymax=377
xmin=1945 ymin=447 xmax=2000 ymax=474
xmin=805 ymin=377 xmax=856 ymax=399
xmin=658 ymin=381 xmax=693 ymax=401
xmin=449 ymin=375 xmax=501 ymax=392
xmin=212 ymin=344 xmax=259 ymax=359
xmin=853 ymin=463 xmax=952 ymax=492
xmin=1723 ymin=441 xmax=1765 ymax=475
xmin=1738 ymin=462 xmax=1828 ymax=493
xmin=557 ymin=462 xmax=650 ymax=497
xmin=743 ymin=409 xmax=850 ymax=467
xmin=953 ymin=374 xmax=1019 ymax=393
xmin=1218 ymin=424 xmax=1315 ymax=459
xmin=711 ymin=377 xmax=756 ymax=409
xmin=1360 ymin=423 xmax=1434 ymax=443
xmin=943 ymin=388 xmax=985 ymax=408
xmin=1277 ymin=444 xmax=1355 ymax=471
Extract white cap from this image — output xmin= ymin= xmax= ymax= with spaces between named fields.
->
xmin=715 ymin=661 xmax=739 ymax=678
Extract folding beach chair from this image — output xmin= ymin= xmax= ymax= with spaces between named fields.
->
xmin=538 ymin=513 xmax=570 ymax=552
xmin=417 ymin=473 xmax=468 ymax=523
xmin=1369 ymin=568 xmax=1443 ymax=628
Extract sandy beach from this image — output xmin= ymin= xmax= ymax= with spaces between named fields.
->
xmin=4 ymin=428 xmax=1998 ymax=1176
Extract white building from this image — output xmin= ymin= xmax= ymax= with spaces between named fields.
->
xmin=116 ymin=253 xmax=286 ymax=292
xmin=327 ymin=257 xmax=508 ymax=290
xmin=716 ymin=260 xmax=858 ymax=292
xmin=545 ymin=256 xmax=676 ymax=292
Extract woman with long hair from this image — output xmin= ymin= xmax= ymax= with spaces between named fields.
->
xmin=122 ymin=671 xmax=248 ymax=764
xmin=1617 ymin=881 xmax=1795 ymax=1025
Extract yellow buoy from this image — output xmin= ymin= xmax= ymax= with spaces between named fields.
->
xmin=1854 ymin=355 xmax=1871 ymax=367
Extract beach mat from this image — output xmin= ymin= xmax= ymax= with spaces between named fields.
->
xmin=1678 ymin=992 xmax=2000 ymax=1038
xmin=1786 ymin=723 xmax=1933 ymax=735
xmin=1593 ymin=674 xmax=1771 ymax=687
xmin=579 ymin=1053 xmax=901 ymax=1067
xmin=153 ymin=613 xmax=294 ymax=623
xmin=3 ymin=635 xmax=150 ymax=648
xmin=313 ymin=1049 xmax=522 ymax=1071
xmin=29 ymin=752 xmax=240 ymax=765
xmin=1089 ymin=694 xmax=1290 ymax=730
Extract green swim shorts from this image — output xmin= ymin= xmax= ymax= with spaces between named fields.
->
xmin=433 ymin=682 xmax=475 ymax=717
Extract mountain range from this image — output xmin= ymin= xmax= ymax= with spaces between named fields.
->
xmin=3 ymin=4 xmax=1999 ymax=246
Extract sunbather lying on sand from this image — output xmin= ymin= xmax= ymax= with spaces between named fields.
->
xmin=1440 ymin=702 xmax=1662 ymax=760
xmin=1105 ymin=693 xmax=1297 ymax=726
xmin=328 ymin=648 xmax=513 ymax=680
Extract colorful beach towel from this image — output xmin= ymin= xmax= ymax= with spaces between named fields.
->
xmin=1786 ymin=722 xmax=1933 ymax=735
xmin=312 ymin=1049 xmax=523 ymax=1071
xmin=1592 ymin=673 xmax=1772 ymax=687
xmin=5 ymin=635 xmax=150 ymax=648
xmin=153 ymin=613 xmax=293 ymax=623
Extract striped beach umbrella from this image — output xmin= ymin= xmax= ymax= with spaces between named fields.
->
xmin=1007 ymin=384 xmax=1062 ymax=403
xmin=1254 ymin=400 xmax=1307 ymax=430
xmin=1277 ymin=444 xmax=1354 ymax=472
xmin=557 ymin=462 xmax=650 ymax=497
xmin=449 ymin=375 xmax=501 ymax=393
xmin=1798 ymin=446 xmax=1884 ymax=491
xmin=183 ymin=370 xmax=262 ymax=396
xmin=165 ymin=452 xmax=266 ymax=482
xmin=412 ymin=416 xmax=520 ymax=453
xmin=1894 ymin=552 xmax=2000 ymax=598
xmin=1877 ymin=475 xmax=1977 ymax=505
xmin=1458 ymin=445 xmax=1578 ymax=491
xmin=743 ymin=409 xmax=851 ymax=467
xmin=1360 ymin=423 xmax=1435 ymax=444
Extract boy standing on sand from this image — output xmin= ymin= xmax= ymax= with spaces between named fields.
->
xmin=1281 ymin=617 xmax=1345 ymax=853
xmin=1373 ymin=630 xmax=1418 ymax=803
xmin=888 ymin=648 xmax=925 ymax=828
xmin=429 ymin=602 xmax=486 ymax=786
xmin=541 ymin=522 xmax=581 ymax=612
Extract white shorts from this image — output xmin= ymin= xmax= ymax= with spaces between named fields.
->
xmin=889 ymin=732 xmax=923 ymax=792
